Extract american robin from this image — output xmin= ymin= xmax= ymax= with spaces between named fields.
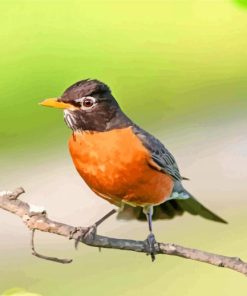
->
xmin=40 ymin=79 xmax=227 ymax=260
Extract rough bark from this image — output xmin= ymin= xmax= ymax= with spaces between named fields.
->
xmin=0 ymin=188 xmax=246 ymax=276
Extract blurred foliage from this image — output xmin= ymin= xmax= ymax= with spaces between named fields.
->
xmin=0 ymin=0 xmax=247 ymax=158
xmin=234 ymin=0 xmax=247 ymax=8
xmin=1 ymin=288 xmax=41 ymax=296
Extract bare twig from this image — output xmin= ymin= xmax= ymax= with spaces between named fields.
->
xmin=31 ymin=229 xmax=73 ymax=264
xmin=0 ymin=188 xmax=247 ymax=276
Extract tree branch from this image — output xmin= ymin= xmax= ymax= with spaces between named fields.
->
xmin=0 ymin=188 xmax=247 ymax=276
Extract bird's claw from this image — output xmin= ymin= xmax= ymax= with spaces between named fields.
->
xmin=146 ymin=233 xmax=157 ymax=262
xmin=74 ymin=224 xmax=97 ymax=249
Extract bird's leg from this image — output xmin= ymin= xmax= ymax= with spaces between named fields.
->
xmin=74 ymin=209 xmax=117 ymax=249
xmin=143 ymin=205 xmax=156 ymax=261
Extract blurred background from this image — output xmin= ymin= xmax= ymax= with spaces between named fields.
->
xmin=1 ymin=0 xmax=247 ymax=295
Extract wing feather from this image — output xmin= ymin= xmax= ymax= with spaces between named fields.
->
xmin=132 ymin=125 xmax=182 ymax=181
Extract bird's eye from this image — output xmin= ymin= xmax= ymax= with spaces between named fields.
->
xmin=75 ymin=96 xmax=97 ymax=110
xmin=83 ymin=97 xmax=94 ymax=108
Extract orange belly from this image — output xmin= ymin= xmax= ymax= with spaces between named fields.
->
xmin=68 ymin=127 xmax=174 ymax=207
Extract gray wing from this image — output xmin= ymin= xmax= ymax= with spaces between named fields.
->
xmin=118 ymin=126 xmax=227 ymax=224
xmin=132 ymin=125 xmax=182 ymax=181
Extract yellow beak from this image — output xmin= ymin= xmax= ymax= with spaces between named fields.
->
xmin=39 ymin=98 xmax=74 ymax=109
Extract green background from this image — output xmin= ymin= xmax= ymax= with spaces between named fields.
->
xmin=1 ymin=0 xmax=247 ymax=295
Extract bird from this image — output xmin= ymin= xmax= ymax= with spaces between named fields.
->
xmin=40 ymin=79 xmax=227 ymax=261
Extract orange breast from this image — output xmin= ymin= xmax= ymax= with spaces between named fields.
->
xmin=68 ymin=127 xmax=174 ymax=207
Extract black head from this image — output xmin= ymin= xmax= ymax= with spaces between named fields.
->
xmin=60 ymin=79 xmax=112 ymax=103
xmin=40 ymin=79 xmax=132 ymax=132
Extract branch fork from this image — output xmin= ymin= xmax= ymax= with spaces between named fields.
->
xmin=0 ymin=188 xmax=247 ymax=276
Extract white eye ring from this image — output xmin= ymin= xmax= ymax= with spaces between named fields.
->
xmin=75 ymin=96 xmax=97 ymax=110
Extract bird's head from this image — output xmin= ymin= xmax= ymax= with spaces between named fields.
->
xmin=40 ymin=79 xmax=131 ymax=131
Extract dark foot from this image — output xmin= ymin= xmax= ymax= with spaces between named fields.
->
xmin=146 ymin=233 xmax=157 ymax=262
xmin=74 ymin=224 xmax=97 ymax=249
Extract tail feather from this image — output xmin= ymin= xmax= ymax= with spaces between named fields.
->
xmin=173 ymin=196 xmax=227 ymax=224
xmin=117 ymin=185 xmax=227 ymax=224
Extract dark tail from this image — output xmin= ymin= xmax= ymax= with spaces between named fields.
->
xmin=117 ymin=184 xmax=227 ymax=224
